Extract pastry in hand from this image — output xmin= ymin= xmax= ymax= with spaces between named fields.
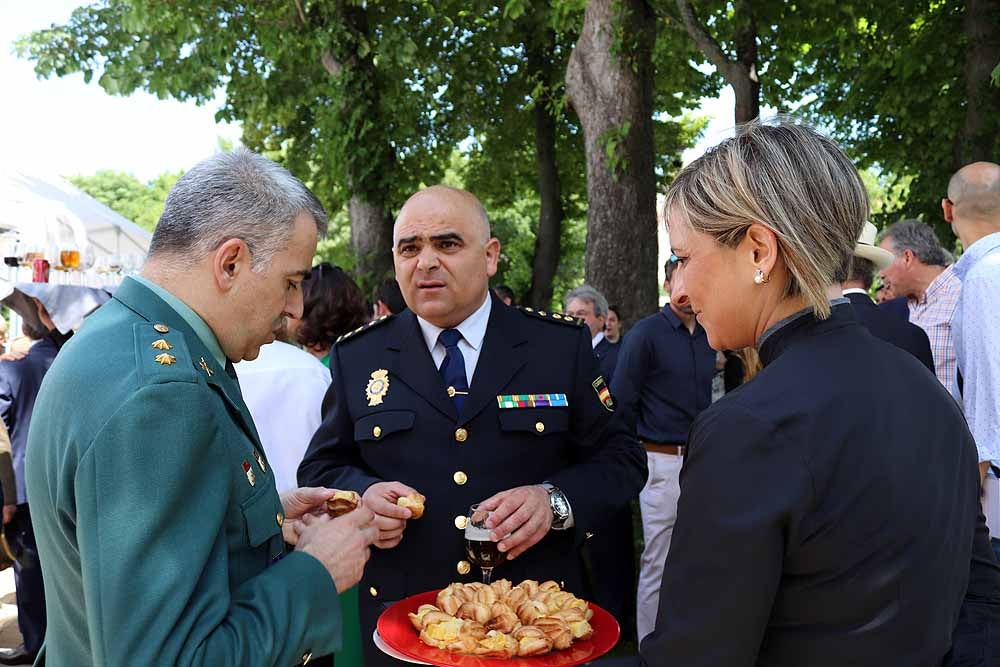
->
xmin=325 ymin=490 xmax=360 ymax=517
xmin=396 ymin=492 xmax=425 ymax=519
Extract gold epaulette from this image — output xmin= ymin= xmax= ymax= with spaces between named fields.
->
xmin=336 ymin=314 xmax=393 ymax=345
xmin=516 ymin=306 xmax=583 ymax=327
xmin=136 ymin=322 xmax=198 ymax=385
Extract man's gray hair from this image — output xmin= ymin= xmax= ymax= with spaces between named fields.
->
xmin=879 ymin=219 xmax=949 ymax=267
xmin=149 ymin=149 xmax=328 ymax=269
xmin=564 ymin=284 xmax=609 ymax=318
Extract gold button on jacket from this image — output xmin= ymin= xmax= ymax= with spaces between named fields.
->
xmin=453 ymin=471 xmax=468 ymax=485
xmin=535 ymin=421 xmax=545 ymax=433
xmin=373 ymin=425 xmax=382 ymax=438
xmin=456 ymin=560 xmax=471 ymax=575
xmin=454 ymin=515 xmax=468 ymax=530
xmin=455 ymin=428 xmax=468 ymax=443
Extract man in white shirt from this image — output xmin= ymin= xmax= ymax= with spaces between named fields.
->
xmin=237 ymin=339 xmax=332 ymax=493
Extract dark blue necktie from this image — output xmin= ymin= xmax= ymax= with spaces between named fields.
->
xmin=438 ymin=329 xmax=469 ymax=413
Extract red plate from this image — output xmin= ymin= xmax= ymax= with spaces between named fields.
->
xmin=377 ymin=589 xmax=621 ymax=667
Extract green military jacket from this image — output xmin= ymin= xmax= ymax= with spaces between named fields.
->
xmin=25 ymin=277 xmax=341 ymax=666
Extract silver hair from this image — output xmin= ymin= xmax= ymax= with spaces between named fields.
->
xmin=149 ymin=149 xmax=328 ymax=270
xmin=564 ymin=284 xmax=609 ymax=318
xmin=878 ymin=219 xmax=949 ymax=267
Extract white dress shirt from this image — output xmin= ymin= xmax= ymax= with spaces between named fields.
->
xmin=591 ymin=331 xmax=605 ymax=348
xmin=236 ymin=341 xmax=332 ymax=493
xmin=417 ymin=294 xmax=492 ymax=383
xmin=841 ymin=288 xmax=870 ymax=298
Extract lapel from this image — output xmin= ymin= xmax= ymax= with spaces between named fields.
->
xmin=459 ymin=295 xmax=529 ymax=423
xmin=386 ymin=310 xmax=458 ymax=421
xmin=594 ymin=336 xmax=608 ymax=359
xmin=113 ymin=278 xmax=264 ymax=449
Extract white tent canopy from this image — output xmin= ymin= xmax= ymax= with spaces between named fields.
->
xmin=0 ymin=168 xmax=152 ymax=262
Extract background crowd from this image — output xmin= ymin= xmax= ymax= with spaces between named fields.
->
xmin=0 ymin=129 xmax=996 ymax=667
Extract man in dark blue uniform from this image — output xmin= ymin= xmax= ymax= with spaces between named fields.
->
xmin=299 ymin=185 xmax=647 ymax=666
xmin=610 ymin=255 xmax=717 ymax=643
xmin=0 ymin=300 xmax=63 ymax=665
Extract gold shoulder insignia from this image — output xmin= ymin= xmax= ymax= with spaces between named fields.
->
xmin=336 ymin=313 xmax=394 ymax=345
xmin=516 ymin=306 xmax=583 ymax=327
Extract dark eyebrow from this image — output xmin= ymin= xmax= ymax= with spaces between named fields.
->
xmin=430 ymin=232 xmax=463 ymax=242
xmin=396 ymin=232 xmax=465 ymax=249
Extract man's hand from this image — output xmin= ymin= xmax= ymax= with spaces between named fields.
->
xmin=280 ymin=487 xmax=339 ymax=545
xmin=477 ymin=485 xmax=553 ymax=560
xmin=0 ymin=351 xmax=26 ymax=362
xmin=295 ymin=506 xmax=378 ymax=594
xmin=362 ymin=481 xmax=419 ymax=550
xmin=2 ymin=505 xmax=14 ymax=525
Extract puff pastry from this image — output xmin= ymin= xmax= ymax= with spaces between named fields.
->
xmin=396 ymin=492 xmax=425 ymax=519
xmin=325 ymin=490 xmax=360 ymax=517
xmin=415 ymin=578 xmax=595 ymax=658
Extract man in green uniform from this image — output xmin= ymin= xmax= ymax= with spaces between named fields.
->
xmin=26 ymin=150 xmax=377 ymax=666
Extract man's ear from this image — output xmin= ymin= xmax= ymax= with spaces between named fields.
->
xmin=942 ymin=198 xmax=955 ymax=225
xmin=212 ymin=238 xmax=250 ymax=292
xmin=485 ymin=237 xmax=501 ymax=278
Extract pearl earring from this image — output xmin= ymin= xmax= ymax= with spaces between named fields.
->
xmin=754 ymin=268 xmax=769 ymax=285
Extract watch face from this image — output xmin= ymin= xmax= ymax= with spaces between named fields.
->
xmin=551 ymin=493 xmax=569 ymax=519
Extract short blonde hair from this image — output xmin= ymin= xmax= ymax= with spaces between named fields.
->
xmin=664 ymin=117 xmax=868 ymax=319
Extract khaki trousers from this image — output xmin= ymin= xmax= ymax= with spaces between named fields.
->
xmin=636 ymin=450 xmax=683 ymax=642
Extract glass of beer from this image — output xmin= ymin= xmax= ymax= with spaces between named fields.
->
xmin=465 ymin=503 xmax=506 ymax=584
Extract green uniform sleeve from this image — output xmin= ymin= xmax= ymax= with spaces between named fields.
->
xmin=75 ymin=381 xmax=341 ymax=666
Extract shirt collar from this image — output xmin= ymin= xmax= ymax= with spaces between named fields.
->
xmin=842 ymin=288 xmax=870 ymax=297
xmin=417 ymin=292 xmax=492 ymax=353
xmin=912 ymin=264 xmax=956 ymax=306
xmin=757 ymin=297 xmax=850 ymax=351
xmin=591 ymin=331 xmax=605 ymax=348
xmin=661 ymin=303 xmax=685 ymax=330
xmin=132 ymin=275 xmax=227 ymax=366
xmin=954 ymin=231 xmax=1000 ymax=281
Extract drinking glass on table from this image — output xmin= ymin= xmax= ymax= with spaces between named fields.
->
xmin=465 ymin=503 xmax=507 ymax=584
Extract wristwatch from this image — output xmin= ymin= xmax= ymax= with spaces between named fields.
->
xmin=541 ymin=483 xmax=571 ymax=531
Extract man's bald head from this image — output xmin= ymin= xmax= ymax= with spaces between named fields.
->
xmin=948 ymin=162 xmax=1000 ymax=222
xmin=394 ymin=185 xmax=491 ymax=245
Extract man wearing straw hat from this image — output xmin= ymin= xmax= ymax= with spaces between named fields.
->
xmin=840 ymin=221 xmax=934 ymax=371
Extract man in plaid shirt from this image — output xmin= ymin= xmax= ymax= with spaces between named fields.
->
xmin=878 ymin=220 xmax=961 ymax=396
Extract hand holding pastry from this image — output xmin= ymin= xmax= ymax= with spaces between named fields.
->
xmin=279 ymin=486 xmax=347 ymax=545
xmin=362 ymin=480 xmax=422 ymax=549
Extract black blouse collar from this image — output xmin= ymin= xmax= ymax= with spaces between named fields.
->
xmin=757 ymin=298 xmax=853 ymax=367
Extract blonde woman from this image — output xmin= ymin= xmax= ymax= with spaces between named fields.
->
xmin=639 ymin=119 xmax=979 ymax=666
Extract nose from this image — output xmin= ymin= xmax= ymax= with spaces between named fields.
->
xmin=285 ymin=285 xmax=305 ymax=321
xmin=415 ymin=245 xmax=440 ymax=272
xmin=671 ymin=265 xmax=690 ymax=306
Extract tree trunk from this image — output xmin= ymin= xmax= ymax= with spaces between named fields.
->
xmin=348 ymin=196 xmax=394 ymax=285
xmin=953 ymin=0 xmax=1000 ymax=166
xmin=321 ymin=1 xmax=396 ymax=286
xmin=566 ymin=0 xmax=658 ymax=329
xmin=524 ymin=24 xmax=565 ymax=310
xmin=677 ymin=0 xmax=760 ymax=126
